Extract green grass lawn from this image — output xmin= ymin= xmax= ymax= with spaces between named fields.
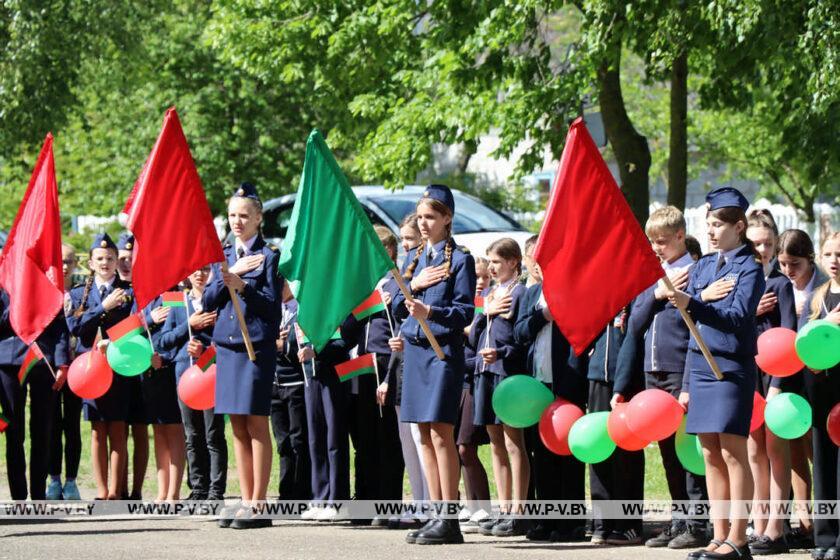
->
xmin=0 ymin=412 xmax=672 ymax=501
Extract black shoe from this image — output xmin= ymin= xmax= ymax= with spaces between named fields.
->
xmin=526 ymin=524 xmax=552 ymax=542
xmin=688 ymin=539 xmax=724 ymax=559
xmin=217 ymin=503 xmax=244 ymax=528
xmin=647 ymin=524 xmax=679 ymax=548
xmin=749 ymin=535 xmax=789 ymax=556
xmin=825 ymin=547 xmax=840 ymax=560
xmin=230 ymin=508 xmax=272 ymax=529
xmin=788 ymin=527 xmax=815 ymax=550
xmin=812 ymin=548 xmax=829 ymax=560
xmin=698 ymin=540 xmax=752 ymax=559
xmin=670 ymin=526 xmax=709 ymax=549
xmin=605 ymin=528 xmax=643 ymax=546
xmin=415 ymin=519 xmax=464 ymax=545
xmin=371 ymin=515 xmax=389 ymax=527
xmin=406 ymin=519 xmax=437 ymax=544
xmin=549 ymin=526 xmax=588 ymax=542
xmin=492 ymin=517 xmax=529 ymax=537
xmin=479 ymin=516 xmax=502 ymax=536
xmin=184 ymin=491 xmax=208 ymax=502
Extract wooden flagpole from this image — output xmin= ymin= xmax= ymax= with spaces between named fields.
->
xmin=221 ymin=261 xmax=256 ymax=361
xmin=390 ymin=268 xmax=445 ymax=360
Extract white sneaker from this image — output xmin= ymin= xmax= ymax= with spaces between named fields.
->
xmin=301 ymin=504 xmax=324 ymax=520
xmin=469 ymin=509 xmax=490 ymax=523
xmin=458 ymin=507 xmax=472 ymax=522
xmin=316 ymin=505 xmax=348 ymax=522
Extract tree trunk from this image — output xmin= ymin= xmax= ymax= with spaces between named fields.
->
xmin=667 ymin=51 xmax=688 ymax=210
xmin=597 ymin=46 xmax=651 ymax=225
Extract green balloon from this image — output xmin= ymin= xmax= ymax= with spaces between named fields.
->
xmin=491 ymin=375 xmax=554 ymax=428
xmin=765 ymin=392 xmax=812 ymax=439
xmin=568 ymin=411 xmax=616 ymax=464
xmin=106 ymin=333 xmax=153 ymax=377
xmin=675 ymin=417 xmax=705 ymax=475
xmin=795 ymin=319 xmax=840 ymax=370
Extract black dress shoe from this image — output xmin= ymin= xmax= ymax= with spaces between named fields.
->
xmin=406 ymin=519 xmax=437 ymax=544
xmin=698 ymin=540 xmax=752 ymax=559
xmin=749 ymin=535 xmax=789 ymax=555
xmin=231 ymin=508 xmax=272 ymax=530
xmin=415 ymin=518 xmax=464 ymax=545
xmin=526 ymin=524 xmax=552 ymax=542
xmin=688 ymin=539 xmax=724 ymax=559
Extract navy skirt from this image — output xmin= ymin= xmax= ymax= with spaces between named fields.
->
xmin=400 ymin=340 xmax=464 ymax=424
xmin=141 ymin=365 xmax=182 ymax=424
xmin=473 ymin=370 xmax=504 ymax=426
xmin=215 ymin=341 xmax=276 ymax=416
xmin=84 ymin=374 xmax=131 ymax=422
xmin=686 ymin=367 xmax=755 ymax=436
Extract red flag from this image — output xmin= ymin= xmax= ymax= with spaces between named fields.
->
xmin=0 ymin=134 xmax=64 ymax=345
xmin=534 ymin=118 xmax=663 ymax=355
xmin=122 ymin=108 xmax=224 ymax=310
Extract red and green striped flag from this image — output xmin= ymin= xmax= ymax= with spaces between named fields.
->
xmin=352 ymin=290 xmax=385 ymax=321
xmin=18 ymin=342 xmax=44 ymax=384
xmin=161 ymin=291 xmax=186 ymax=307
xmin=335 ymin=353 xmax=376 ymax=382
xmin=0 ymin=413 xmax=8 ymax=433
xmin=107 ymin=313 xmax=144 ymax=345
xmin=475 ymin=295 xmax=484 ymax=315
xmin=196 ymin=346 xmax=216 ymax=372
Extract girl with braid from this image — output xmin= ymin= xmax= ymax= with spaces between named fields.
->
xmin=66 ymin=233 xmax=135 ymax=499
xmin=392 ymin=184 xmax=476 ymax=545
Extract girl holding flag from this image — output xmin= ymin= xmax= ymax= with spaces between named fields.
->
xmin=392 ymin=184 xmax=477 ymax=545
xmin=667 ymin=187 xmax=766 ymax=560
xmin=204 ymin=183 xmax=282 ymax=529
xmin=66 ymin=233 xmax=135 ymax=500
xmin=159 ymin=267 xmax=226 ymax=503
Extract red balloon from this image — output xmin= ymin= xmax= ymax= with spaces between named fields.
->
xmin=538 ymin=398 xmax=584 ymax=455
xmin=67 ymin=350 xmax=113 ymax=399
xmin=750 ymin=391 xmax=767 ymax=433
xmin=756 ymin=328 xmax=804 ymax=377
xmin=608 ymin=403 xmax=650 ymax=451
xmin=626 ymin=388 xmax=684 ymax=442
xmin=177 ymin=364 xmax=217 ymax=411
xmin=828 ymin=403 xmax=840 ymax=447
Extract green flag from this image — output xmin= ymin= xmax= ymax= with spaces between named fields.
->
xmin=278 ymin=130 xmax=394 ymax=352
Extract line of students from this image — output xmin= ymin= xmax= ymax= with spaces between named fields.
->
xmin=2 ymin=183 xmax=839 ymax=557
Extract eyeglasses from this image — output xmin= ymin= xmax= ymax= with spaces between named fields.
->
xmin=62 ymin=259 xmax=76 ymax=266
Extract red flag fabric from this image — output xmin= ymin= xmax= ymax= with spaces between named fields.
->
xmin=123 ymin=108 xmax=224 ymax=310
xmin=534 ymin=118 xmax=664 ymax=355
xmin=0 ymin=134 xmax=64 ymax=345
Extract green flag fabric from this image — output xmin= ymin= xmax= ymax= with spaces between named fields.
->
xmin=278 ymin=130 xmax=395 ymax=352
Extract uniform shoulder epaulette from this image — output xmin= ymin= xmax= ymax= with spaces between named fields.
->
xmin=223 ymin=242 xmax=233 ymax=249
xmin=458 ymin=245 xmax=470 ymax=254
xmin=266 ymin=243 xmax=280 ymax=254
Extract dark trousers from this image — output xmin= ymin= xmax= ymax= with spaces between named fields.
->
xmin=805 ymin=370 xmax=840 ymax=548
xmin=270 ymin=382 xmax=312 ymax=500
xmin=0 ymin=365 xmax=55 ymax=500
xmin=304 ymin=370 xmax=350 ymax=503
xmin=49 ymin=384 xmax=82 ymax=479
xmin=647 ymin=371 xmax=708 ymax=528
xmin=348 ymin=369 xmax=404 ymax=500
xmin=177 ymin=398 xmax=227 ymax=498
xmin=588 ymin=379 xmax=644 ymax=534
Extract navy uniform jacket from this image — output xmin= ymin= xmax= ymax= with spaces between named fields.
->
xmin=759 ymin=269 xmax=799 ymax=391
xmin=392 ymin=240 xmax=476 ymax=356
xmin=586 ymin=308 xmax=630 ymax=384
xmin=66 ymin=278 xmax=135 ymax=352
xmin=513 ymin=282 xmax=587 ymax=405
xmin=625 ymin=283 xmax=690 ymax=375
xmin=157 ymin=295 xmax=215 ymax=378
xmin=682 ymin=245 xmax=765 ymax=389
xmin=144 ymin=295 xmax=178 ymax=363
xmin=203 ymin=236 xmax=283 ymax=348
xmin=0 ymin=291 xmax=71 ymax=368
xmin=469 ymin=283 xmax=527 ymax=377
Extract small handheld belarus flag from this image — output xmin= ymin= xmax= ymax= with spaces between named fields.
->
xmin=0 ymin=413 xmax=8 ymax=433
xmin=335 ymin=353 xmax=376 ymax=382
xmin=474 ymin=295 xmax=485 ymax=315
xmin=107 ymin=314 xmax=145 ymax=346
xmin=18 ymin=342 xmax=44 ymax=384
xmin=161 ymin=292 xmax=186 ymax=308
xmin=352 ymin=290 xmax=386 ymax=321
xmin=196 ymin=346 xmax=217 ymax=372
